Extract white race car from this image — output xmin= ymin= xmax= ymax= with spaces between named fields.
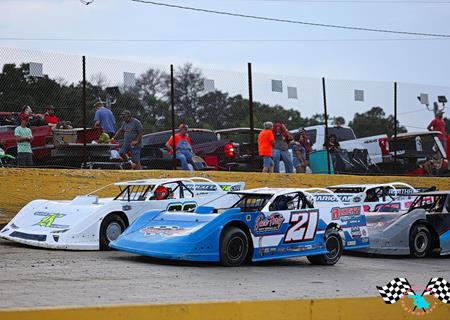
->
xmin=314 ymin=182 xmax=429 ymax=213
xmin=0 ymin=177 xmax=245 ymax=250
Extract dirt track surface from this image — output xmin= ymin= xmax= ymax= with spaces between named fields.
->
xmin=0 ymin=239 xmax=449 ymax=309
xmin=1 ymin=168 xmax=448 ymax=224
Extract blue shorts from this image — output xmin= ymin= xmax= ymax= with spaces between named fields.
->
xmin=263 ymin=156 xmax=274 ymax=167
xmin=119 ymin=144 xmax=141 ymax=163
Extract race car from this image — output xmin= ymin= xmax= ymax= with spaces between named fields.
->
xmin=315 ymin=182 xmax=432 ymax=213
xmin=354 ymin=191 xmax=450 ymax=257
xmin=110 ymin=188 xmax=369 ymax=266
xmin=0 ymin=177 xmax=245 ymax=250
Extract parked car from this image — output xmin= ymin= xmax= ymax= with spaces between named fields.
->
xmin=111 ymin=187 xmax=369 ymax=266
xmin=351 ymin=191 xmax=450 ymax=257
xmin=216 ymin=127 xmax=263 ymax=171
xmin=371 ymin=131 xmax=448 ymax=175
xmin=0 ymin=177 xmax=245 ymax=250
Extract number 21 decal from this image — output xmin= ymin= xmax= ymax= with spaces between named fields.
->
xmin=284 ymin=210 xmax=319 ymax=243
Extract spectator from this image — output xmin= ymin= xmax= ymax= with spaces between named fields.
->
xmin=324 ymin=134 xmax=341 ymax=168
xmin=291 ymin=134 xmax=308 ymax=173
xmin=15 ymin=117 xmax=33 ymax=167
xmin=258 ymin=122 xmax=275 ymax=173
xmin=93 ymin=102 xmax=116 ymax=137
xmin=112 ymin=110 xmax=144 ymax=170
xmin=295 ymin=128 xmax=313 ymax=154
xmin=43 ymin=105 xmax=60 ymax=128
xmin=166 ymin=124 xmax=196 ymax=171
xmin=19 ymin=105 xmax=33 ymax=123
xmin=272 ymin=122 xmax=294 ymax=173
xmin=427 ymin=110 xmax=447 ymax=145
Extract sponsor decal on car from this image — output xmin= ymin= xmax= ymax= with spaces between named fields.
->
xmin=350 ymin=226 xmax=362 ymax=238
xmin=255 ymin=213 xmax=285 ymax=233
xmin=140 ymin=226 xmax=191 ymax=236
xmin=331 ymin=206 xmax=361 ymax=220
xmin=33 ymin=212 xmax=69 ymax=229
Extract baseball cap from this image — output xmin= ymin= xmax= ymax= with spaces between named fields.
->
xmin=120 ymin=110 xmax=131 ymax=116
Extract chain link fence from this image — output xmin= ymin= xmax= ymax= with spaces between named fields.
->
xmin=0 ymin=47 xmax=448 ymax=175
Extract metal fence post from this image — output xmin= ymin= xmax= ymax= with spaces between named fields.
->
xmin=322 ymin=77 xmax=331 ymax=174
xmin=394 ymin=82 xmax=398 ymax=171
xmin=82 ymin=56 xmax=88 ymax=167
xmin=248 ymin=63 xmax=256 ymax=168
xmin=170 ymin=64 xmax=177 ymax=170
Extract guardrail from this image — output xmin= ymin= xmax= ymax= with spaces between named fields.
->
xmin=1 ymin=297 xmax=449 ymax=320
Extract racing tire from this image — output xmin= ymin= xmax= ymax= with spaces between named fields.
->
xmin=307 ymin=227 xmax=343 ymax=266
xmin=409 ymin=224 xmax=431 ymax=258
xmin=220 ymin=226 xmax=249 ymax=267
xmin=100 ymin=214 xmax=126 ymax=250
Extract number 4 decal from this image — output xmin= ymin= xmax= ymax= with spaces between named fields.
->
xmin=284 ymin=210 xmax=319 ymax=243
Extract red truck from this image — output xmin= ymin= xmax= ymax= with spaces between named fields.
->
xmin=0 ymin=112 xmax=54 ymax=162
xmin=0 ymin=112 xmax=103 ymax=166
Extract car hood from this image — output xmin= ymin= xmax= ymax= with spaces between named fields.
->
xmin=5 ymin=196 xmax=117 ymax=233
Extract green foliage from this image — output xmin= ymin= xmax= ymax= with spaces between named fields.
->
xmin=349 ymin=106 xmax=407 ymax=138
xmin=0 ymin=63 xmax=409 ymax=137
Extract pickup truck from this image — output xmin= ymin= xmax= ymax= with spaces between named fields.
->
xmin=293 ymin=125 xmax=388 ymax=165
xmin=140 ymin=128 xmax=245 ymax=171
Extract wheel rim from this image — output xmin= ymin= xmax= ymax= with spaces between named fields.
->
xmin=227 ymin=236 xmax=244 ymax=261
xmin=325 ymin=235 xmax=340 ymax=260
xmin=106 ymin=222 xmax=122 ymax=242
xmin=414 ymin=232 xmax=428 ymax=253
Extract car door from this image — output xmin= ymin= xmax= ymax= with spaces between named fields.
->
xmin=425 ymin=195 xmax=450 ymax=254
xmin=256 ymin=193 xmax=318 ymax=251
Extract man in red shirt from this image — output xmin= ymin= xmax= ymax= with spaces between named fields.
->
xmin=43 ymin=105 xmax=60 ymax=128
xmin=166 ymin=124 xmax=195 ymax=170
xmin=427 ymin=110 xmax=447 ymax=143
xmin=258 ymin=121 xmax=275 ymax=173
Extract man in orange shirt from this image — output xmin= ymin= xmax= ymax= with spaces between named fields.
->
xmin=166 ymin=124 xmax=195 ymax=170
xmin=258 ymin=121 xmax=275 ymax=173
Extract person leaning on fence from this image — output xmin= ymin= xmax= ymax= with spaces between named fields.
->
xmin=166 ymin=124 xmax=196 ymax=171
xmin=112 ymin=110 xmax=144 ymax=170
xmin=14 ymin=116 xmax=33 ymax=167
xmin=93 ymin=101 xmax=116 ymax=138
xmin=272 ymin=122 xmax=294 ymax=173
xmin=258 ymin=121 xmax=275 ymax=173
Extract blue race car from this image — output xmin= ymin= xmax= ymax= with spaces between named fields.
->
xmin=111 ymin=188 xmax=369 ymax=266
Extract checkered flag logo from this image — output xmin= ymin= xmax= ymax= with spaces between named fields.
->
xmin=424 ymin=277 xmax=450 ymax=304
xmin=377 ymin=278 xmax=413 ymax=304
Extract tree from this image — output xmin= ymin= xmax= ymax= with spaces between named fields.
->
xmin=172 ymin=63 xmax=205 ymax=126
xmin=349 ymin=106 xmax=406 ymax=138
xmin=130 ymin=68 xmax=168 ymax=99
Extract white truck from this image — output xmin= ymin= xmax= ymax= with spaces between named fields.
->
xmin=292 ymin=125 xmax=388 ymax=165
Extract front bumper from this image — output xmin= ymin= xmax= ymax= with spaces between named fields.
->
xmin=0 ymin=228 xmax=99 ymax=250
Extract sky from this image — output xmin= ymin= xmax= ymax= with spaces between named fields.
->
xmin=1 ymin=0 xmax=450 ymax=130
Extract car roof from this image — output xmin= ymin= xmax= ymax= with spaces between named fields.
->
xmin=231 ymin=187 xmax=310 ymax=196
xmin=395 ymin=131 xmax=442 ymax=138
xmin=215 ymin=127 xmax=262 ymax=133
xmin=415 ymin=191 xmax=450 ymax=196
xmin=114 ymin=177 xmax=209 ymax=186
xmin=328 ymin=182 xmax=415 ymax=189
